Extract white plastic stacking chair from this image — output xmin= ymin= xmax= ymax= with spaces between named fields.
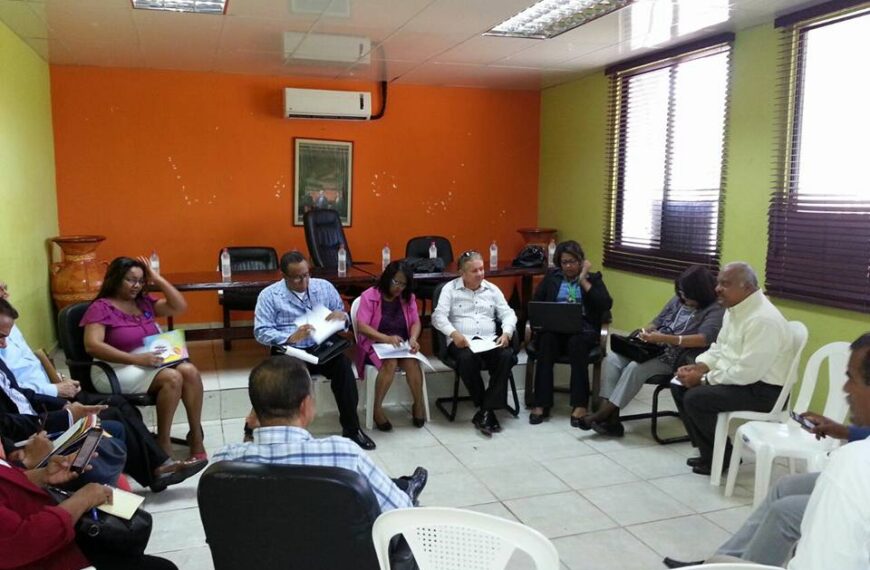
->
xmin=350 ymin=297 xmax=430 ymax=430
xmin=724 ymin=341 xmax=850 ymax=506
xmin=710 ymin=321 xmax=809 ymax=487
xmin=372 ymin=507 xmax=560 ymax=570
xmin=677 ymin=564 xmax=784 ymax=570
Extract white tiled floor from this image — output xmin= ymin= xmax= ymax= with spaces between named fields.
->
xmin=129 ymin=339 xmax=786 ymax=570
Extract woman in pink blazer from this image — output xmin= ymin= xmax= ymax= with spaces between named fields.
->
xmin=354 ymin=262 xmax=425 ymax=430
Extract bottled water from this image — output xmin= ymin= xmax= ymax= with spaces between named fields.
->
xmin=547 ymin=238 xmax=556 ymax=268
xmin=337 ymin=243 xmax=347 ymax=277
xmin=382 ymin=243 xmax=391 ymax=271
xmin=489 ymin=241 xmax=498 ymax=271
xmin=220 ymin=248 xmax=232 ymax=281
xmin=428 ymin=241 xmax=438 ymax=259
xmin=149 ymin=251 xmax=160 ymax=275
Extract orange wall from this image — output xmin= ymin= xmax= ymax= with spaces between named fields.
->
xmin=51 ymin=67 xmax=540 ymax=323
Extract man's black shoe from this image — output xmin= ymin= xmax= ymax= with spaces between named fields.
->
xmin=472 ymin=410 xmax=493 ymax=437
xmin=484 ymin=410 xmax=502 ymax=433
xmin=686 ymin=456 xmax=705 ymax=467
xmin=404 ymin=466 xmax=429 ymax=506
xmin=344 ymin=429 xmax=376 ymax=450
xmin=662 ymin=556 xmax=704 ymax=568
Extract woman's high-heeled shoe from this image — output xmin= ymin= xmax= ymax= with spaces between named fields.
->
xmin=412 ymin=416 xmax=425 ymax=428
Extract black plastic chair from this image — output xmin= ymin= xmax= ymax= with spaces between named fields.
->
xmin=405 ymin=236 xmax=453 ymax=320
xmin=217 ymin=246 xmax=279 ymax=351
xmin=303 ymin=209 xmax=353 ymax=269
xmin=431 ymin=281 xmax=520 ymax=421
xmin=198 ymin=462 xmax=415 ymax=570
xmin=620 ymin=374 xmax=690 ymax=444
xmin=523 ymin=310 xmax=611 ymax=410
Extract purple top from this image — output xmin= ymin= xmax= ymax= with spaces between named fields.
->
xmin=79 ymin=296 xmax=161 ymax=353
xmin=377 ymin=298 xmax=409 ymax=340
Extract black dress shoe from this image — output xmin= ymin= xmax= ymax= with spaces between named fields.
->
xmin=572 ymin=415 xmax=593 ymax=430
xmin=528 ymin=408 xmax=550 ymax=425
xmin=150 ymin=457 xmax=209 ymax=493
xmin=375 ymin=420 xmax=393 ymax=432
xmin=662 ymin=557 xmax=704 ymax=568
xmin=485 ymin=410 xmax=502 ymax=433
xmin=403 ymin=466 xmax=429 ymax=506
xmin=686 ymin=456 xmax=705 ymax=467
xmin=472 ymin=410 xmax=493 ymax=437
xmin=692 ymin=463 xmax=712 ymax=475
xmin=591 ymin=420 xmax=625 ymax=437
xmin=344 ymin=429 xmax=376 ymax=450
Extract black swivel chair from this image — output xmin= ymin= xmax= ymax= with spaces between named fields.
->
xmin=198 ymin=462 xmax=415 ymax=570
xmin=217 ymin=247 xmax=279 ymax=351
xmin=431 ymin=281 xmax=520 ymax=421
xmin=303 ymin=209 xmax=353 ymax=269
xmin=404 ymin=236 xmax=453 ymax=319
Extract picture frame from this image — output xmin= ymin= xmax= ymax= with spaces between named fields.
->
xmin=293 ymin=138 xmax=353 ymax=226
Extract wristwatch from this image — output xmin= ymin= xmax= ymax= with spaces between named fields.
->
xmin=701 ymin=373 xmax=710 ymax=385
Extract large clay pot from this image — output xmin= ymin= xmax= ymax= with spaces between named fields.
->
xmin=50 ymin=235 xmax=108 ymax=309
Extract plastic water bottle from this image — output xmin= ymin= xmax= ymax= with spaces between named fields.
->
xmin=220 ymin=248 xmax=232 ymax=281
xmin=149 ymin=251 xmax=160 ymax=275
xmin=428 ymin=241 xmax=438 ymax=259
xmin=547 ymin=238 xmax=557 ymax=268
xmin=381 ymin=243 xmax=391 ymax=271
xmin=337 ymin=243 xmax=347 ymax=277
xmin=489 ymin=241 xmax=498 ymax=271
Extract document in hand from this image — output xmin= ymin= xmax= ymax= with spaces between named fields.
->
xmin=372 ymin=342 xmax=436 ymax=371
xmin=293 ymin=305 xmax=346 ymax=345
xmin=97 ymin=487 xmax=145 ymax=520
xmin=670 ymin=376 xmax=684 ymax=387
xmin=468 ymin=336 xmax=499 ymax=354
xmin=135 ymin=329 xmax=189 ymax=368
xmin=37 ymin=414 xmax=102 ymax=467
xmin=277 ymin=344 xmax=319 ymax=365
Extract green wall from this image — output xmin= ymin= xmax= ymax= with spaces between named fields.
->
xmin=539 ymin=23 xmax=868 ymax=393
xmin=0 ymin=20 xmax=59 ymax=348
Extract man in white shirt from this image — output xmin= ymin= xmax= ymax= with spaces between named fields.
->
xmin=671 ymin=262 xmax=792 ymax=475
xmin=432 ymin=251 xmax=517 ymax=436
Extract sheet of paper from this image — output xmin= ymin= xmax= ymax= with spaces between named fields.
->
xmin=293 ymin=305 xmax=346 ymax=345
xmin=276 ymin=345 xmax=319 ymax=365
xmin=468 ymin=336 xmax=498 ymax=354
xmin=670 ymin=376 xmax=684 ymax=387
xmin=97 ymin=487 xmax=145 ymax=520
xmin=372 ymin=342 xmax=436 ymax=371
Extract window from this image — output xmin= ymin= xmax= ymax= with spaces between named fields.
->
xmin=766 ymin=4 xmax=870 ymax=313
xmin=603 ymin=34 xmax=733 ymax=279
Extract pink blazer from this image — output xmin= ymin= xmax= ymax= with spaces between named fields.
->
xmin=354 ymin=286 xmax=420 ymax=377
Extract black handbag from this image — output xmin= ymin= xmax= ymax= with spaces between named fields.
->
xmin=610 ymin=331 xmax=665 ymax=363
xmin=404 ymin=257 xmax=446 ymax=273
xmin=512 ymin=245 xmax=546 ymax=268
xmin=46 ymin=487 xmax=153 ymax=556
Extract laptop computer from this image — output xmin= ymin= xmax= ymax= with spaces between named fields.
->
xmin=527 ymin=302 xmax=586 ymax=334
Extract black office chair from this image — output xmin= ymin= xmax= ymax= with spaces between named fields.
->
xmin=198 ymin=462 xmax=415 ymax=570
xmin=431 ymin=281 xmax=520 ymax=421
xmin=303 ymin=209 xmax=353 ymax=269
xmin=217 ymin=246 xmax=279 ymax=351
xmin=405 ymin=236 xmax=453 ymax=320
xmin=523 ymin=310 xmax=611 ymax=410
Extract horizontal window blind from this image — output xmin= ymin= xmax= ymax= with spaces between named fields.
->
xmin=766 ymin=2 xmax=870 ymax=313
xmin=603 ymin=34 xmax=733 ymax=279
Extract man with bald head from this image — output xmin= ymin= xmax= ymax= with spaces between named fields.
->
xmin=671 ymin=262 xmax=792 ymax=475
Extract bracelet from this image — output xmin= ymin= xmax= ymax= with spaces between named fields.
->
xmin=678 ymin=335 xmax=683 ymax=346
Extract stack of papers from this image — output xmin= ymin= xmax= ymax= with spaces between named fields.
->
xmin=372 ymin=342 xmax=435 ymax=371
xmin=293 ymin=305 xmax=346 ymax=345
xmin=468 ymin=336 xmax=499 ymax=354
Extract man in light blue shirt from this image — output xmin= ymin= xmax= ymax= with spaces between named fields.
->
xmin=253 ymin=251 xmax=374 ymax=450
xmin=215 ymin=356 xmax=427 ymax=511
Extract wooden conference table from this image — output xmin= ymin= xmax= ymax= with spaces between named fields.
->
xmin=161 ymin=262 xmax=548 ymax=342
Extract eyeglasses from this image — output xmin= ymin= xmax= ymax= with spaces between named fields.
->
xmin=390 ymin=279 xmax=408 ymax=289
xmin=123 ymin=277 xmax=146 ymax=286
xmin=285 ymin=273 xmax=310 ymax=283
xmin=560 ymin=258 xmax=580 ymax=266
xmin=459 ymin=250 xmax=480 ymax=264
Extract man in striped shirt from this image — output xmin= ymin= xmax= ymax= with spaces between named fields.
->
xmin=214 ymin=356 xmax=427 ymax=512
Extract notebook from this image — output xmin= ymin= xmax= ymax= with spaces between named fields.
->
xmin=137 ymin=329 xmax=189 ymax=367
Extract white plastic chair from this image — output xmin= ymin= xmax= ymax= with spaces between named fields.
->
xmin=724 ymin=341 xmax=850 ymax=506
xmin=350 ymin=297 xmax=430 ymax=430
xmin=678 ymin=564 xmax=784 ymax=569
xmin=710 ymin=321 xmax=809 ymax=486
xmin=372 ymin=507 xmax=560 ymax=570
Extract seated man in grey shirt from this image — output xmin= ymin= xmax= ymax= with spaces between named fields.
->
xmin=432 ymin=251 xmax=517 ymax=436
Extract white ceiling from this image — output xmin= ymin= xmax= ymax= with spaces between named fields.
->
xmin=0 ymin=0 xmax=827 ymax=89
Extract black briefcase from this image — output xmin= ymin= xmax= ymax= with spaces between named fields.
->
xmin=610 ymin=331 xmax=665 ymax=363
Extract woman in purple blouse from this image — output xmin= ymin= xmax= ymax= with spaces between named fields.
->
xmin=81 ymin=257 xmax=206 ymax=460
xmin=354 ymin=262 xmax=425 ymax=430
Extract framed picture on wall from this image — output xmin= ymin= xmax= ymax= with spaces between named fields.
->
xmin=293 ymin=138 xmax=353 ymax=226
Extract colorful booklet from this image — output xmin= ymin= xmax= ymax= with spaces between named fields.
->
xmin=36 ymin=414 xmax=103 ymax=467
xmin=138 ymin=329 xmax=189 ymax=367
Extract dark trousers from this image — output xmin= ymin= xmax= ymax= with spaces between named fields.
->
xmin=307 ymin=354 xmax=360 ymax=432
xmin=79 ymin=393 xmax=171 ymax=487
xmin=671 ymin=382 xmax=783 ymax=464
xmin=80 ymin=541 xmax=177 ymax=570
xmin=447 ymin=344 xmax=512 ymax=411
xmin=533 ymin=330 xmax=597 ymax=408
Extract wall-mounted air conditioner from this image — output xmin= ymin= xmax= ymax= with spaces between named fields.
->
xmin=283 ymin=88 xmax=372 ymax=120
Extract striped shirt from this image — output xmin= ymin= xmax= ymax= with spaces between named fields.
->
xmin=213 ymin=426 xmax=412 ymax=512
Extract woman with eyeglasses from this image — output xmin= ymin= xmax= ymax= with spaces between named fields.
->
xmin=529 ymin=241 xmax=613 ymax=427
xmin=353 ymin=261 xmax=426 ymax=430
xmin=81 ymin=257 xmax=206 ymax=460
xmin=587 ymin=265 xmax=724 ymax=436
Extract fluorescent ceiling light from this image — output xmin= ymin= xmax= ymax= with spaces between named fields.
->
xmin=486 ymin=0 xmax=634 ymax=39
xmin=131 ymin=0 xmax=227 ymax=14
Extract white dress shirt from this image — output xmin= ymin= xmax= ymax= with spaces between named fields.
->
xmin=696 ymin=290 xmax=792 ymax=386
xmin=431 ymin=278 xmax=517 ymax=345
xmin=0 ymin=325 xmax=57 ymax=397
xmin=788 ymin=438 xmax=870 ymax=570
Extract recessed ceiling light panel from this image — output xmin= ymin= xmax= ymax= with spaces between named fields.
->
xmin=485 ymin=0 xmax=633 ymax=39
xmin=131 ymin=0 xmax=227 ymax=14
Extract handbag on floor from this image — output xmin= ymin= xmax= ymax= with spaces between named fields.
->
xmin=610 ymin=330 xmax=665 ymax=363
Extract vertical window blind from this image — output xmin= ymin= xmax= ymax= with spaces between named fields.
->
xmin=603 ymin=34 xmax=733 ymax=279
xmin=766 ymin=1 xmax=870 ymax=313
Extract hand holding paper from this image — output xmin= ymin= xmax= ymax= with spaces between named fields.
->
xmin=292 ymin=305 xmax=345 ymax=345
